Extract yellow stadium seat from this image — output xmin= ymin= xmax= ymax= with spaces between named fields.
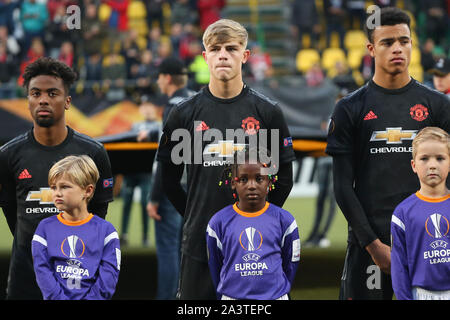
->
xmin=352 ymin=70 xmax=365 ymax=86
xmin=98 ymin=3 xmax=111 ymax=22
xmin=344 ymin=30 xmax=367 ymax=51
xmin=347 ymin=48 xmax=365 ymax=70
xmin=136 ymin=36 xmax=147 ymax=50
xmin=296 ymin=49 xmax=320 ymax=73
xmin=411 ymin=31 xmax=418 ymax=47
xmin=321 ymin=48 xmax=347 ymax=71
xmin=128 ymin=19 xmax=148 ymax=37
xmin=411 ymin=47 xmax=421 ymax=66
xmin=405 ymin=10 xmax=416 ymax=29
xmin=127 ymin=0 xmax=147 ymax=19
xmin=409 ymin=64 xmax=423 ymax=82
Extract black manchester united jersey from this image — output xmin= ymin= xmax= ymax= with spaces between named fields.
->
xmin=157 ymin=84 xmax=296 ymax=261
xmin=326 ymin=79 xmax=450 ymax=245
xmin=0 ymin=126 xmax=114 ymax=298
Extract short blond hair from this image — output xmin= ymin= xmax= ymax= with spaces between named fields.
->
xmin=202 ymin=19 xmax=248 ymax=49
xmin=412 ymin=127 xmax=450 ymax=159
xmin=48 ymin=155 xmax=100 ymax=202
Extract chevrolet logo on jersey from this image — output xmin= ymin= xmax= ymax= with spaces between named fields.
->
xmin=26 ymin=188 xmax=53 ymax=204
xmin=370 ymin=127 xmax=418 ymax=144
xmin=203 ymin=140 xmax=246 ymax=158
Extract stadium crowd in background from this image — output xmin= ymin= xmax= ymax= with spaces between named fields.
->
xmin=0 ymin=0 xmax=448 ymax=101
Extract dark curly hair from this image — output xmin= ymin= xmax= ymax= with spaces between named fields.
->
xmin=22 ymin=57 xmax=77 ymax=94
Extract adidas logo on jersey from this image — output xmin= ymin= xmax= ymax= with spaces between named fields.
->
xmin=18 ymin=169 xmax=32 ymax=180
xmin=195 ymin=121 xmax=210 ymax=132
xmin=364 ymin=111 xmax=378 ymax=120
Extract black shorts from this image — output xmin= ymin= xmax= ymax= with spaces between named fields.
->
xmin=339 ymin=234 xmax=393 ymax=300
xmin=7 ymin=241 xmax=42 ymax=300
xmin=177 ymin=253 xmax=216 ymax=300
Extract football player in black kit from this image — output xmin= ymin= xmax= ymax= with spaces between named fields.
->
xmin=156 ymin=19 xmax=296 ymax=299
xmin=0 ymin=57 xmax=114 ymax=299
xmin=326 ymin=7 xmax=450 ymax=300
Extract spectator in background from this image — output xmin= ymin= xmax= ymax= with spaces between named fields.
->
xmin=58 ymin=41 xmax=74 ymax=69
xmin=0 ymin=0 xmax=22 ymax=36
xmin=332 ymin=60 xmax=358 ymax=93
xmin=129 ymin=49 xmax=158 ymax=100
xmin=45 ymin=3 xmax=74 ymax=59
xmin=81 ymin=3 xmax=107 ymax=58
xmin=419 ymin=0 xmax=448 ymax=45
xmin=247 ymin=43 xmax=273 ymax=82
xmin=121 ymin=28 xmax=142 ymax=78
xmin=0 ymin=42 xmax=17 ymax=98
xmin=290 ymin=0 xmax=320 ymax=50
xmin=420 ymin=38 xmax=437 ymax=72
xmin=144 ymin=57 xmax=193 ymax=300
xmin=145 ymin=0 xmax=165 ymax=33
xmin=359 ymin=49 xmax=374 ymax=83
xmin=0 ymin=25 xmax=20 ymax=61
xmin=20 ymin=0 xmax=48 ymax=55
xmin=187 ymin=40 xmax=209 ymax=90
xmin=420 ymin=38 xmax=437 ymax=86
xmin=169 ymin=22 xmax=183 ymax=58
xmin=346 ymin=0 xmax=366 ymax=29
xmin=83 ymin=52 xmax=104 ymax=98
xmin=18 ymin=36 xmax=44 ymax=86
xmin=120 ymin=100 xmax=161 ymax=247
xmin=429 ymin=57 xmax=450 ymax=97
xmin=154 ymin=39 xmax=173 ymax=66
xmin=46 ymin=0 xmax=71 ymax=21
xmin=306 ymin=62 xmax=325 ymax=87
xmin=171 ymin=0 xmax=198 ymax=26
xmin=178 ymin=23 xmax=199 ymax=63
xmin=102 ymin=51 xmax=127 ymax=100
xmin=147 ymin=26 xmax=162 ymax=59
xmin=197 ymin=0 xmax=225 ymax=31
xmin=103 ymin=0 xmax=130 ymax=34
xmin=324 ymin=0 xmax=347 ymax=50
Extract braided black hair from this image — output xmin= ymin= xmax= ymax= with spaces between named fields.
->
xmin=218 ymin=146 xmax=278 ymax=199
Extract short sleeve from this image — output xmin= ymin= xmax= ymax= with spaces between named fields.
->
xmin=325 ymin=99 xmax=355 ymax=156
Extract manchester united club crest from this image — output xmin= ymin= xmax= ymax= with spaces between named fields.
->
xmin=241 ymin=117 xmax=260 ymax=135
xmin=410 ymin=104 xmax=429 ymax=122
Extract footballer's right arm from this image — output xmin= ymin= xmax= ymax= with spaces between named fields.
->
xmin=333 ymin=154 xmax=390 ymax=274
xmin=161 ymin=161 xmax=186 ymax=216
xmin=0 ymin=151 xmax=17 ymax=235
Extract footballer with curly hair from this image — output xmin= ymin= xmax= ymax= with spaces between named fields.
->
xmin=0 ymin=57 xmax=114 ymax=299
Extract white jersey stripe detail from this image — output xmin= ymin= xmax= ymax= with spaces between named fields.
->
xmin=32 ymin=234 xmax=48 ymax=247
xmin=281 ymin=220 xmax=298 ymax=247
xmin=392 ymin=215 xmax=406 ymax=232
xmin=104 ymin=231 xmax=119 ymax=246
xmin=207 ymin=225 xmax=223 ymax=251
